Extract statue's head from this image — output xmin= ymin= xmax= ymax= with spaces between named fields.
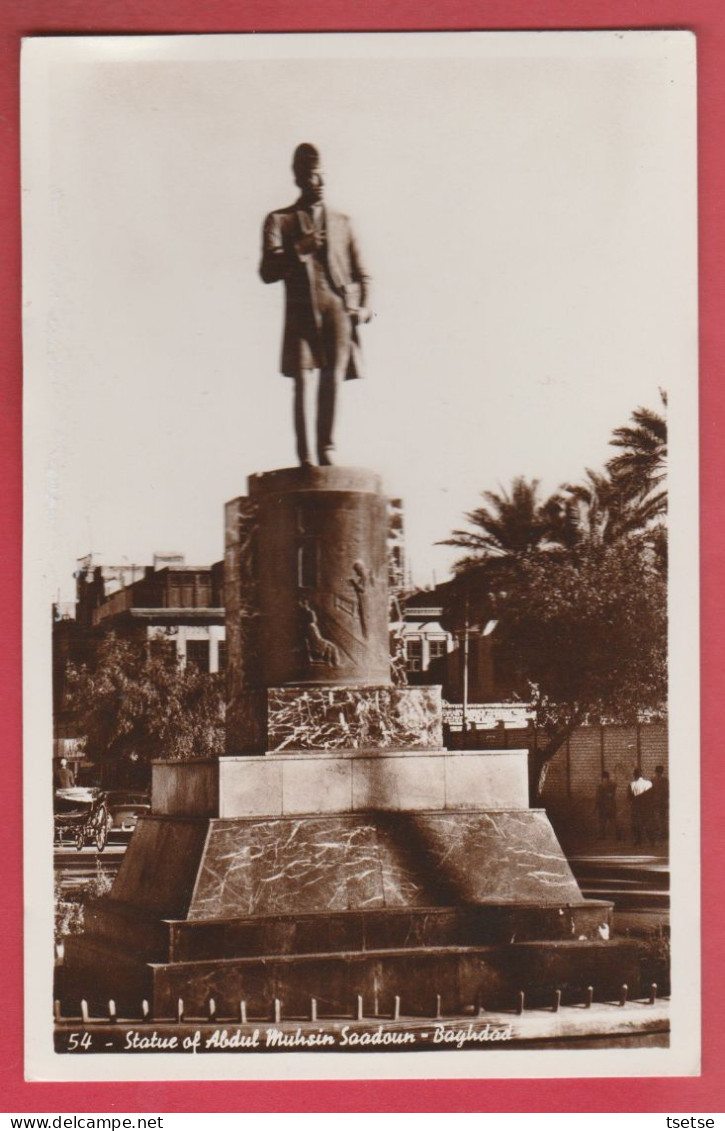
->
xmin=293 ymin=143 xmax=324 ymax=205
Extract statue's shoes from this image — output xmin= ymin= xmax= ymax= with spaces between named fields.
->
xmin=318 ymin=449 xmax=335 ymax=466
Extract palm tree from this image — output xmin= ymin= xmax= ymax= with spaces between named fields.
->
xmin=441 ymin=477 xmax=564 ymax=576
xmin=438 ymin=477 xmax=567 ymax=637
xmin=558 ymin=468 xmax=663 ymax=552
xmin=607 ymin=390 xmax=667 ymax=518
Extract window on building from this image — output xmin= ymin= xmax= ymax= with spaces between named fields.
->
xmin=186 ymin=640 xmax=210 ymax=672
xmin=169 ymin=583 xmax=195 ymax=608
xmin=217 ymin=641 xmax=227 ymax=673
xmin=428 ymin=638 xmax=448 ymax=660
xmin=405 ymin=637 xmax=423 ymax=672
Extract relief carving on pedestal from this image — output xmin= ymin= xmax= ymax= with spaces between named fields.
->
xmin=236 ymin=501 xmax=261 ymax=685
xmin=298 ymin=598 xmax=340 ymax=667
xmin=295 ymin=553 xmax=383 ymax=675
xmin=348 ymin=559 xmax=372 ymax=640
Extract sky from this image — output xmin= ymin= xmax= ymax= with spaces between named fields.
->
xmin=22 ymin=31 xmax=697 ymax=601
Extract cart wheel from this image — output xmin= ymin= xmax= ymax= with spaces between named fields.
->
xmin=95 ymin=816 xmax=108 ymax=853
xmin=75 ymin=827 xmax=85 ymax=851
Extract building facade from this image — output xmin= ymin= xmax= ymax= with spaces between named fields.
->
xmin=53 ymin=553 xmax=226 ymax=782
xmin=401 ymin=583 xmax=519 ymax=703
xmin=73 ymin=552 xmax=226 ymax=672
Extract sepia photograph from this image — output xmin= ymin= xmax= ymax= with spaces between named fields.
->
xmin=21 ymin=30 xmax=699 ymax=1081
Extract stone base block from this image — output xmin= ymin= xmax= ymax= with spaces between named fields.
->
xmin=60 ymin=807 xmax=640 ymax=1021
xmin=60 ymin=936 xmax=641 ymax=1018
xmin=79 ymin=899 xmax=614 ymax=967
xmin=226 ymin=684 xmax=443 ymax=755
xmin=152 ymin=749 xmax=529 ymax=818
xmin=111 ymin=809 xmax=583 ymax=920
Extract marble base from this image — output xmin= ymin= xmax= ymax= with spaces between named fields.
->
xmin=226 ymin=684 xmax=443 ymax=755
xmin=60 ymin=807 xmax=640 ymax=1019
xmin=152 ymin=749 xmax=529 ymax=818
xmin=106 ymin=809 xmax=582 ymax=920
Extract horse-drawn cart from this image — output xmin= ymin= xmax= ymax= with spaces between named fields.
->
xmin=54 ymin=787 xmax=109 ymax=852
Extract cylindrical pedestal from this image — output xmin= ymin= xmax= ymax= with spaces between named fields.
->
xmin=229 ymin=466 xmax=391 ymax=689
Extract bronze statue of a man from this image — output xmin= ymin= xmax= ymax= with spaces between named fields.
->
xmin=260 ymin=144 xmax=372 ymax=467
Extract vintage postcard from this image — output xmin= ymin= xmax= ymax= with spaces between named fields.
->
xmin=21 ymin=30 xmax=699 ymax=1081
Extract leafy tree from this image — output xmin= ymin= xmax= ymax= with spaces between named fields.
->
xmin=494 ymin=539 xmax=666 ymax=792
xmin=64 ymin=633 xmax=225 ymax=782
xmin=441 ymin=402 xmax=668 ymax=795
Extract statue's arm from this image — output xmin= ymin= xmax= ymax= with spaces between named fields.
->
xmin=348 ymin=220 xmax=372 ymax=318
xmin=259 ymin=212 xmax=293 ymax=284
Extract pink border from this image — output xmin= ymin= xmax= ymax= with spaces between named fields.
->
xmin=3 ymin=1 xmax=723 ymax=1112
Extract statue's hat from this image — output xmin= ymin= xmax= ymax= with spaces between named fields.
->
xmin=292 ymin=143 xmax=321 ymax=176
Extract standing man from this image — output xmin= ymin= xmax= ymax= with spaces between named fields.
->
xmin=260 ymin=144 xmax=372 ymax=467
xmin=651 ymin=764 xmax=669 ymax=842
xmin=55 ymin=757 xmax=75 ymax=789
xmin=628 ymin=766 xmax=654 ymax=847
xmin=594 ymin=770 xmax=620 ymax=840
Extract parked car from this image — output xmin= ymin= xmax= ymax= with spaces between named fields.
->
xmin=105 ymin=791 xmax=151 ymax=844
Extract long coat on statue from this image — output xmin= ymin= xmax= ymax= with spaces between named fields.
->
xmin=259 ymin=201 xmax=371 ymax=380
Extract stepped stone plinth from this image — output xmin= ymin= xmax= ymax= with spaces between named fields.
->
xmin=60 ymin=467 xmax=640 ymax=1023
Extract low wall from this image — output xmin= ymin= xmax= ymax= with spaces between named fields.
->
xmin=541 ymin=722 xmax=668 ymax=841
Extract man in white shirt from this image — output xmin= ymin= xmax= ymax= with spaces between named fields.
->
xmin=628 ymin=767 xmax=654 ymax=847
